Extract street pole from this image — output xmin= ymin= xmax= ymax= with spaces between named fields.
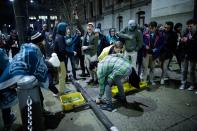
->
xmin=112 ymin=0 xmax=115 ymax=28
xmin=194 ymin=0 xmax=197 ymax=19
xmin=83 ymin=0 xmax=87 ymax=21
xmin=12 ymin=0 xmax=28 ymax=45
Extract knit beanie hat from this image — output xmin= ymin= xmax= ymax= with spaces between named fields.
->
xmin=31 ymin=31 xmax=44 ymax=44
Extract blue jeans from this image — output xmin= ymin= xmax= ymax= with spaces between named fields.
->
xmin=105 ymin=77 xmax=126 ymax=105
xmin=181 ymin=59 xmax=196 ymax=85
xmin=65 ymin=56 xmax=76 ymax=78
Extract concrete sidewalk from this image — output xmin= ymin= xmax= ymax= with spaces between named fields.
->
xmin=0 ymin=60 xmax=197 ymax=131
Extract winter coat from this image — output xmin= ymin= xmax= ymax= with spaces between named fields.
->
xmin=160 ymin=30 xmax=177 ymax=61
xmin=186 ymin=31 xmax=197 ymax=61
xmin=98 ymin=45 xmax=114 ymax=62
xmin=143 ymin=30 xmax=164 ymax=59
xmin=117 ymin=26 xmax=143 ymax=52
xmin=72 ymin=34 xmax=82 ymax=56
xmin=106 ymin=34 xmax=119 ymax=45
xmin=54 ymin=34 xmax=74 ymax=61
xmin=65 ymin=35 xmax=77 ymax=57
xmin=97 ymin=33 xmax=109 ymax=56
xmin=82 ymin=32 xmax=98 ymax=56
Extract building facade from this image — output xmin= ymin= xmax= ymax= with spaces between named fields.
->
xmin=63 ymin=0 xmax=195 ymax=34
xmin=151 ymin=0 xmax=194 ymax=27
xmin=67 ymin=0 xmax=151 ymax=33
xmin=20 ymin=0 xmax=195 ymax=33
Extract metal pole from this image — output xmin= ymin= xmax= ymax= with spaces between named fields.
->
xmin=70 ymin=76 xmax=119 ymax=131
xmin=194 ymin=0 xmax=197 ymax=19
xmin=17 ymin=76 xmax=45 ymax=131
xmin=83 ymin=0 xmax=87 ymax=21
xmin=112 ymin=0 xmax=115 ymax=28
xmin=12 ymin=0 xmax=28 ymax=44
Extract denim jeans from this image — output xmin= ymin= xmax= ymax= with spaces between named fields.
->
xmin=105 ymin=77 xmax=126 ymax=105
xmin=142 ymin=54 xmax=156 ymax=81
xmin=65 ymin=56 xmax=77 ymax=78
xmin=181 ymin=59 xmax=196 ymax=85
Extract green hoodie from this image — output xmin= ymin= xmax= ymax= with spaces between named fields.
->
xmin=117 ymin=26 xmax=143 ymax=52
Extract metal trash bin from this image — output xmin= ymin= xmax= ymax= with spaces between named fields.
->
xmin=17 ymin=76 xmax=45 ymax=131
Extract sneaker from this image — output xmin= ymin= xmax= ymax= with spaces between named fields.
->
xmin=179 ymin=84 xmax=186 ymax=90
xmin=117 ymin=98 xmax=128 ymax=106
xmin=114 ymin=95 xmax=127 ymax=104
xmin=188 ymin=85 xmax=195 ymax=91
xmin=160 ymin=79 xmax=164 ymax=85
xmin=99 ymin=104 xmax=114 ymax=112
xmin=93 ymin=80 xmax=98 ymax=85
xmin=95 ymin=98 xmax=107 ymax=104
xmin=87 ymin=79 xmax=94 ymax=84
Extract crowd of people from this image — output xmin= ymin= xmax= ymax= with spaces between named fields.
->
xmin=0 ymin=12 xmax=197 ymax=129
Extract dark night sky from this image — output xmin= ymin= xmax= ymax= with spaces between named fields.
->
xmin=0 ymin=0 xmax=15 ymax=28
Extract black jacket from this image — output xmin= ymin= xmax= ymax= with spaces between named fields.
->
xmin=187 ymin=31 xmax=197 ymax=61
xmin=160 ymin=30 xmax=177 ymax=60
xmin=54 ymin=34 xmax=74 ymax=61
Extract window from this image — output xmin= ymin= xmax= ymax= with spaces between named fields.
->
xmin=136 ymin=11 xmax=145 ymax=27
xmin=83 ymin=0 xmax=87 ymax=20
xmin=90 ymin=1 xmax=94 ymax=17
xmin=105 ymin=0 xmax=109 ymax=7
xmin=109 ymin=0 xmax=113 ymax=5
xmin=29 ymin=16 xmax=36 ymax=20
xmin=117 ymin=16 xmax=123 ymax=31
xmin=38 ymin=16 xmax=48 ymax=20
xmin=98 ymin=0 xmax=103 ymax=15
xmin=50 ymin=16 xmax=57 ymax=20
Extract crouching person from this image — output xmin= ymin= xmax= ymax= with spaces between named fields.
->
xmin=96 ymin=54 xmax=140 ymax=111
